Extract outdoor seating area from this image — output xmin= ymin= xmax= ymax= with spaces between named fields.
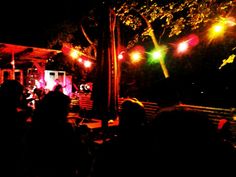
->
xmin=1 ymin=1 xmax=236 ymax=177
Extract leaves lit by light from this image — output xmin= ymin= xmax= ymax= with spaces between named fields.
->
xmin=221 ymin=16 xmax=236 ymax=27
xmin=115 ymin=0 xmax=235 ymax=47
xmin=219 ymin=54 xmax=236 ymax=69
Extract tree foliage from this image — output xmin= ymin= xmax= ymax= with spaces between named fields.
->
xmin=114 ymin=0 xmax=235 ymax=48
xmin=46 ymin=0 xmax=236 ymax=104
xmin=47 ymin=0 xmax=235 ymax=55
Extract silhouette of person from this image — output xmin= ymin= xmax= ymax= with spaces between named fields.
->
xmin=90 ymin=98 xmax=151 ymax=177
xmin=53 ymin=84 xmax=63 ymax=93
xmin=118 ymin=98 xmax=146 ymax=135
xmin=149 ymin=107 xmax=236 ymax=177
xmin=0 ymin=79 xmax=29 ymax=177
xmin=27 ymin=88 xmax=80 ymax=177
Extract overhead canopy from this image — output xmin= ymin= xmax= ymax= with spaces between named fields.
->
xmin=0 ymin=43 xmax=61 ymax=65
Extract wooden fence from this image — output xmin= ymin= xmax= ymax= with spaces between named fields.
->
xmin=71 ymin=97 xmax=236 ymax=120
xmin=70 ymin=97 xmax=236 ymax=133
xmin=70 ymin=96 xmax=236 ymax=144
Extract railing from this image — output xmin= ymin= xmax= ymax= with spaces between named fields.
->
xmin=69 ymin=96 xmax=236 ymax=144
xmin=176 ymin=103 xmax=236 ymax=139
xmin=72 ymin=96 xmax=236 ymax=121
xmin=118 ymin=98 xmax=160 ymax=121
xmin=176 ymin=103 xmax=235 ymax=119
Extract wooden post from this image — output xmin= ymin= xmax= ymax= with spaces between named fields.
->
xmin=11 ymin=51 xmax=15 ymax=80
xmin=139 ymin=11 xmax=169 ymax=78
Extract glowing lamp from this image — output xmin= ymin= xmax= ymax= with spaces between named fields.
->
xmin=177 ymin=41 xmax=189 ymax=53
xmin=152 ymin=50 xmax=162 ymax=59
xmin=10 ymin=60 xmax=15 ymax=65
xmin=70 ymin=50 xmax=79 ymax=59
xmin=130 ymin=51 xmax=142 ymax=63
xmin=118 ymin=51 xmax=125 ymax=60
xmin=188 ymin=34 xmax=199 ymax=47
xmin=208 ymin=22 xmax=226 ymax=40
xmin=78 ymin=58 xmax=83 ymax=63
xmin=84 ymin=60 xmax=92 ymax=68
xmin=148 ymin=46 xmax=167 ymax=64
xmin=213 ymin=24 xmax=224 ymax=33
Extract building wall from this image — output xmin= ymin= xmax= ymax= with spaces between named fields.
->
xmin=0 ymin=69 xmax=23 ymax=85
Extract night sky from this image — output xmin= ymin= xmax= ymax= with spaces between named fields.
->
xmin=0 ymin=1 xmax=98 ymax=48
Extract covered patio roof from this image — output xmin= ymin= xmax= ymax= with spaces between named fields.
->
xmin=0 ymin=43 xmax=61 ymax=65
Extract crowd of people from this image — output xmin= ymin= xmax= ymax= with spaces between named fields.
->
xmin=1 ymin=79 xmax=235 ymax=177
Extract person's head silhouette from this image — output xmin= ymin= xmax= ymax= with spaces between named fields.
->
xmin=53 ymin=84 xmax=63 ymax=92
xmin=119 ymin=98 xmax=146 ymax=133
xmin=0 ymin=79 xmax=24 ymax=108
